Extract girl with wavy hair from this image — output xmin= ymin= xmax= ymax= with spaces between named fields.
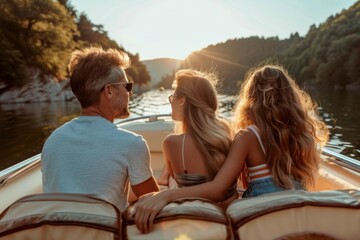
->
xmin=157 ymin=69 xmax=237 ymax=206
xmin=134 ymin=65 xmax=329 ymax=233
xmin=233 ymin=64 xmax=329 ymax=196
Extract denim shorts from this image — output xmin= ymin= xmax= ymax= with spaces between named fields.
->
xmin=242 ymin=177 xmax=304 ymax=198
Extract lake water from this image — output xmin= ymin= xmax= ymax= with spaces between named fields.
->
xmin=0 ymin=89 xmax=359 ymax=171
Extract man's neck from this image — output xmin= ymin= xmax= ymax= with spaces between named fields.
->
xmin=81 ymin=106 xmax=114 ymax=122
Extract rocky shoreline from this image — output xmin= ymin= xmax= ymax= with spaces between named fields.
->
xmin=0 ymin=79 xmax=75 ymax=104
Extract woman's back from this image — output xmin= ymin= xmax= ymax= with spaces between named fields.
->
xmin=163 ymin=133 xmax=237 ymax=207
xmin=164 ymin=134 xmax=210 ymax=180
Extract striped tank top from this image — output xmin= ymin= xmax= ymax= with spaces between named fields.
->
xmin=247 ymin=125 xmax=272 ymax=182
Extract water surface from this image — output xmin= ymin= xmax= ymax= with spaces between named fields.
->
xmin=0 ymin=89 xmax=359 ymax=171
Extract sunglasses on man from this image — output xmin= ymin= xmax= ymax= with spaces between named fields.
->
xmin=109 ymin=82 xmax=133 ymax=92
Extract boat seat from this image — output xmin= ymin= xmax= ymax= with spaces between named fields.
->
xmin=0 ymin=193 xmax=121 ymax=240
xmin=227 ymin=189 xmax=360 ymax=240
xmin=122 ymin=198 xmax=231 ymax=240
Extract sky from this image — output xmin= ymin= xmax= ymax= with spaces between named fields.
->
xmin=70 ymin=0 xmax=357 ymax=61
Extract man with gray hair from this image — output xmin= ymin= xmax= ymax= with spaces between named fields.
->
xmin=42 ymin=47 xmax=159 ymax=210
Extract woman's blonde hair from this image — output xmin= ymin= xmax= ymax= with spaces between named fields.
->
xmin=233 ymin=65 xmax=329 ymax=189
xmin=173 ymin=69 xmax=233 ymax=179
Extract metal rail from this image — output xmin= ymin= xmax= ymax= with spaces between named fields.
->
xmin=1 ymin=114 xmax=359 ymax=186
xmin=0 ymin=154 xmax=41 ymax=187
xmin=322 ymin=147 xmax=360 ymax=173
xmin=114 ymin=114 xmax=172 ymax=126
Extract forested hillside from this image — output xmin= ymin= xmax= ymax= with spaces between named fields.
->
xmin=159 ymin=1 xmax=360 ymax=93
xmin=1 ymin=1 xmax=359 ymax=95
xmin=279 ymin=1 xmax=360 ymax=87
xmin=0 ymin=0 xmax=150 ymax=92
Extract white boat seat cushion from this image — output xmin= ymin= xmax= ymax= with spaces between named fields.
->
xmin=123 ymin=198 xmax=230 ymax=240
xmin=0 ymin=193 xmax=121 ymax=240
xmin=227 ymin=189 xmax=360 ymax=240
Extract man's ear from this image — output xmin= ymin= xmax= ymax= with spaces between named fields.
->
xmin=103 ymin=84 xmax=113 ymax=99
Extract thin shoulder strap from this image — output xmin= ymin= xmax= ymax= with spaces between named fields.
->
xmin=247 ymin=125 xmax=266 ymax=154
xmin=181 ymin=134 xmax=188 ymax=173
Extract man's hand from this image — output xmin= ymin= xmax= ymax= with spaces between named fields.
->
xmin=134 ymin=191 xmax=171 ymax=234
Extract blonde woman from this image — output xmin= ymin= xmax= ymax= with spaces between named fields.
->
xmin=159 ymin=69 xmax=237 ymax=204
xmin=233 ymin=64 xmax=328 ymax=196
xmin=134 ymin=65 xmax=329 ymax=233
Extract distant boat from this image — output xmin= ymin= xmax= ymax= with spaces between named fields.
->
xmin=0 ymin=114 xmax=359 ymax=239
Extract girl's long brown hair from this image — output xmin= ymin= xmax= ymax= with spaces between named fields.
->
xmin=234 ymin=65 xmax=329 ymax=189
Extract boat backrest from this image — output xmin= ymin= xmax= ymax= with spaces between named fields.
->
xmin=227 ymin=189 xmax=360 ymax=240
xmin=0 ymin=193 xmax=121 ymax=240
xmin=1 ymin=190 xmax=359 ymax=240
xmin=122 ymin=198 xmax=231 ymax=240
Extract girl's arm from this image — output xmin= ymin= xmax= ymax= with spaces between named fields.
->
xmin=134 ymin=130 xmax=250 ymax=233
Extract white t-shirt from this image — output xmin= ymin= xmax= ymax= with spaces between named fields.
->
xmin=41 ymin=116 xmax=153 ymax=210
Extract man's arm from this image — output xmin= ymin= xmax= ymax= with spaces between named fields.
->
xmin=131 ymin=176 xmax=159 ymax=198
xmin=128 ymin=136 xmax=160 ymax=198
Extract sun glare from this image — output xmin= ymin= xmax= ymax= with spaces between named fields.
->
xmin=91 ymin=0 xmax=242 ymax=60
xmin=71 ymin=0 xmax=358 ymax=60
xmin=174 ymin=233 xmax=192 ymax=240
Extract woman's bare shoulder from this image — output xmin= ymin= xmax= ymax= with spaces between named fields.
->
xmin=163 ymin=134 xmax=183 ymax=147
xmin=234 ymin=128 xmax=253 ymax=139
xmin=233 ymin=128 xmax=259 ymax=147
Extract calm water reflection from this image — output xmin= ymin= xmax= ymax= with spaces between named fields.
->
xmin=310 ymin=88 xmax=360 ymax=159
xmin=0 ymin=102 xmax=80 ymax=170
xmin=0 ymin=89 xmax=359 ymax=171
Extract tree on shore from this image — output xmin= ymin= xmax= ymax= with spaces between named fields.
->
xmin=0 ymin=0 xmax=77 ymax=88
xmin=0 ymin=0 xmax=151 ymax=91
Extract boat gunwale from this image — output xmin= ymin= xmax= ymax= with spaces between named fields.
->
xmin=0 ymin=115 xmax=172 ymax=187
xmin=0 ymin=155 xmax=41 ymax=187
xmin=322 ymin=147 xmax=360 ymax=173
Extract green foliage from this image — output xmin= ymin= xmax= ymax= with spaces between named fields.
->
xmin=0 ymin=0 xmax=151 ymax=89
xmin=279 ymin=1 xmax=360 ymax=88
xmin=158 ymin=36 xmax=297 ymax=94
xmin=0 ymin=31 xmax=28 ymax=87
xmin=158 ymin=71 xmax=176 ymax=89
xmin=127 ymin=53 xmax=151 ymax=85
xmin=0 ymin=0 xmax=78 ymax=86
xmin=74 ymin=14 xmax=150 ymax=85
xmin=1 ymin=0 xmax=358 ymax=91
xmin=76 ymin=14 xmax=119 ymax=49
xmin=158 ymin=1 xmax=360 ymax=92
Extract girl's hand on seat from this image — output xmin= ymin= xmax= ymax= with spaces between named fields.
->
xmin=134 ymin=191 xmax=170 ymax=234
